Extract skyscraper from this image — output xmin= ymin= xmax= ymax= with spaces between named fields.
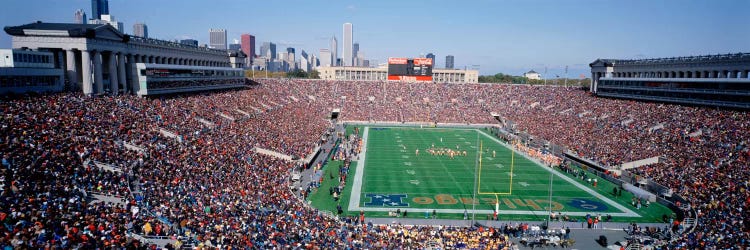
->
xmin=229 ymin=43 xmax=241 ymax=52
xmin=240 ymin=34 xmax=255 ymax=59
xmin=209 ymin=29 xmax=227 ymax=50
xmin=286 ymin=47 xmax=295 ymax=64
xmin=426 ymin=53 xmax=435 ymax=66
xmin=342 ymin=23 xmax=353 ymax=66
xmin=353 ymin=42 xmax=359 ymax=60
xmin=356 ymin=52 xmax=366 ymax=67
xmin=90 ymin=15 xmax=122 ymax=33
xmin=300 ymin=50 xmax=310 ymax=72
xmin=310 ymin=54 xmax=317 ymax=69
xmin=91 ymin=0 xmax=109 ymax=20
xmin=319 ymin=49 xmax=332 ymax=67
xmin=180 ymin=39 xmax=198 ymax=46
xmin=445 ymin=55 xmax=454 ymax=69
xmin=260 ymin=42 xmax=276 ymax=60
xmin=133 ymin=23 xmax=148 ymax=38
xmin=330 ymin=36 xmax=338 ymax=66
xmin=74 ymin=9 xmax=87 ymax=24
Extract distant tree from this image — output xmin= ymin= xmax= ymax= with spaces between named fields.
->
xmin=286 ymin=69 xmax=307 ymax=78
xmin=479 ymin=72 xmax=590 ymax=87
xmin=309 ymin=70 xmax=320 ymax=79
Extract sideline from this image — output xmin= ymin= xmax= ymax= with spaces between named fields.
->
xmin=347 ymin=126 xmax=369 ymax=211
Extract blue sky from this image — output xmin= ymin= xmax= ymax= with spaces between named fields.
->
xmin=1 ymin=0 xmax=748 ymax=76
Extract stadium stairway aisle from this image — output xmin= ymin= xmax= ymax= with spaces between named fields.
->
xmin=253 ymin=147 xmax=294 ymax=161
xmin=296 ymin=123 xmax=344 ymax=193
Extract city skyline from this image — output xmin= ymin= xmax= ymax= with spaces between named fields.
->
xmin=1 ymin=0 xmax=748 ymax=76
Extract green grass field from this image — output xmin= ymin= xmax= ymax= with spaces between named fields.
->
xmin=309 ymin=126 xmax=672 ymax=222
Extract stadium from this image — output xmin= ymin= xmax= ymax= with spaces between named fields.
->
xmin=2 ymin=3 xmax=750 ymax=250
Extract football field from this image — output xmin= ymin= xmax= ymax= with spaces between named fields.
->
xmin=333 ymin=126 xmax=671 ymax=222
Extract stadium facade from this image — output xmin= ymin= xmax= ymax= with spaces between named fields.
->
xmin=317 ymin=66 xmax=479 ymax=83
xmin=3 ymin=22 xmax=243 ymax=95
xmin=590 ymin=53 xmax=750 ymax=109
xmin=0 ymin=49 xmax=64 ymax=93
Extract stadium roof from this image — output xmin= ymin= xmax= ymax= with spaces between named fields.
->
xmin=4 ymin=21 xmax=125 ymax=41
xmin=4 ymin=21 xmax=227 ymax=53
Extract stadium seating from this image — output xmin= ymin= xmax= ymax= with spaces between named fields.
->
xmin=0 ymin=79 xmax=746 ymax=248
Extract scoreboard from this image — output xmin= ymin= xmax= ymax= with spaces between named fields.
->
xmin=388 ymin=57 xmax=433 ymax=81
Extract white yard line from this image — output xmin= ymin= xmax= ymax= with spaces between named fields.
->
xmin=348 ymin=127 xmax=369 ymax=211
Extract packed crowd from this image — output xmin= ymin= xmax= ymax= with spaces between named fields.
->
xmin=1 ymin=78 xmax=748 ymax=248
xmin=147 ymin=79 xmax=245 ymax=90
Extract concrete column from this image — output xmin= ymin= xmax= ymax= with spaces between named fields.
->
xmin=65 ymin=50 xmax=78 ymax=87
xmin=108 ymin=52 xmax=119 ymax=95
xmin=93 ymin=51 xmax=104 ymax=94
xmin=126 ymin=54 xmax=136 ymax=94
xmin=81 ymin=50 xmax=93 ymax=95
xmin=117 ymin=53 xmax=126 ymax=94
